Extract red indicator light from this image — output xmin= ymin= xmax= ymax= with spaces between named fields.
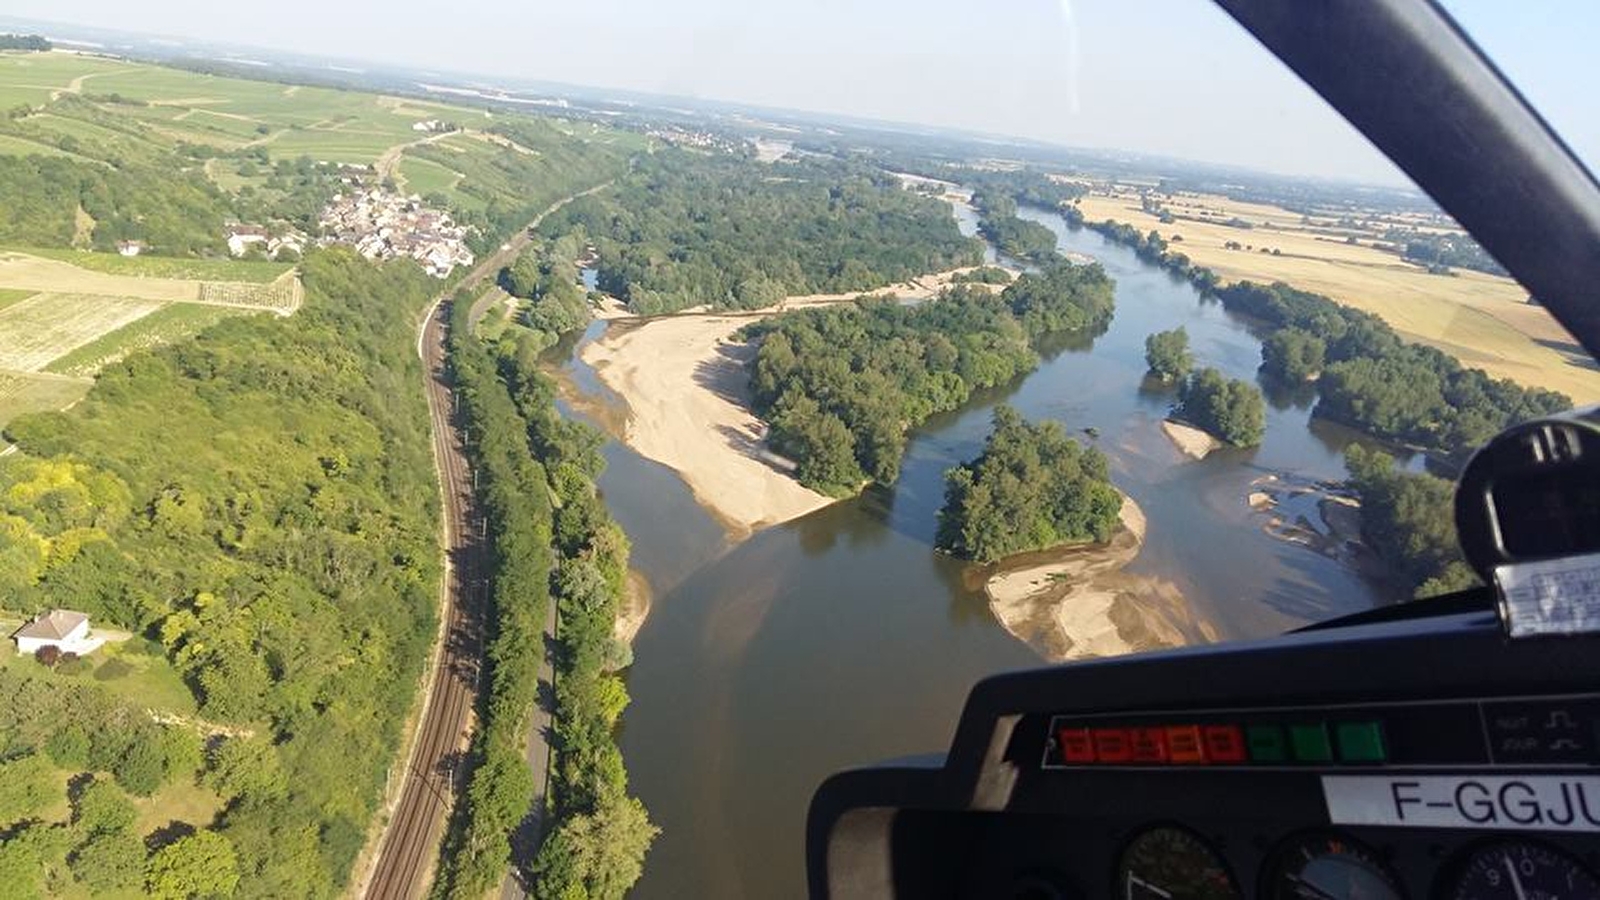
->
xmin=1057 ymin=727 xmax=1094 ymax=763
xmin=1166 ymin=725 xmax=1207 ymax=763
xmin=1129 ymin=727 xmax=1168 ymax=762
xmin=1204 ymin=725 xmax=1247 ymax=763
xmin=1092 ymin=728 xmax=1133 ymax=763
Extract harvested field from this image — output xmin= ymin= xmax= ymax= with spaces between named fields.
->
xmin=0 ymin=293 xmax=164 ymax=371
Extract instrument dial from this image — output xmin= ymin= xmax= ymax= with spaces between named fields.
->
xmin=1262 ymin=832 xmax=1402 ymax=900
xmin=1445 ymin=840 xmax=1600 ymax=900
xmin=1115 ymin=825 xmax=1239 ymax=900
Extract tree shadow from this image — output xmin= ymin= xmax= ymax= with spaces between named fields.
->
xmin=145 ymin=820 xmax=197 ymax=853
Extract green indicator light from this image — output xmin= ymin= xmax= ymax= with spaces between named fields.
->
xmin=1247 ymin=725 xmax=1286 ymax=762
xmin=1335 ymin=721 xmax=1387 ymax=763
xmin=1290 ymin=723 xmax=1333 ymax=762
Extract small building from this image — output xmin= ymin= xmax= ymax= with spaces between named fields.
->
xmin=116 ymin=240 xmax=144 ymax=257
xmin=12 ymin=609 xmax=103 ymax=656
xmin=226 ymin=224 xmax=270 ymax=257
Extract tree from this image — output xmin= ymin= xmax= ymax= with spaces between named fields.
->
xmin=206 ymin=737 xmax=287 ymax=805
xmin=71 ymin=830 xmax=146 ymax=892
xmin=0 ymin=753 xmax=55 ymax=825
xmin=46 ymin=723 xmax=92 ymax=768
xmin=1261 ymin=327 xmax=1326 ymax=382
xmin=1176 ymin=368 xmax=1266 ymax=447
xmin=35 ymin=645 xmax=61 ymax=667
xmin=145 ymin=831 xmax=240 ymax=900
xmin=113 ymin=731 xmax=167 ymax=797
xmin=73 ymin=778 xmax=138 ymax=837
xmin=1144 ymin=327 xmax=1192 ymax=381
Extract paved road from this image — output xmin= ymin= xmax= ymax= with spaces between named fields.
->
xmin=361 ymin=181 xmax=612 ymax=900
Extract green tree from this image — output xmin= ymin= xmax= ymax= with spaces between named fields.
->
xmin=205 ymin=737 xmax=287 ymax=805
xmin=45 ymin=723 xmax=91 ymax=768
xmin=71 ymin=830 xmax=146 ymax=892
xmin=146 ymin=831 xmax=240 ymax=899
xmin=0 ymin=753 xmax=55 ymax=825
xmin=113 ymin=737 xmax=167 ymax=797
xmin=1261 ymin=327 xmax=1326 ymax=382
xmin=1176 ymin=368 xmax=1266 ymax=447
xmin=73 ymin=778 xmax=138 ymax=837
xmin=1144 ymin=327 xmax=1193 ymax=381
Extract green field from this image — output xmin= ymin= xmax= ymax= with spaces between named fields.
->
xmin=0 ymin=637 xmax=198 ymax=715
xmin=45 ymin=302 xmax=254 ymax=377
xmin=399 ymin=154 xmax=463 ymax=194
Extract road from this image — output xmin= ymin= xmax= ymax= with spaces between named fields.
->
xmin=360 ymin=181 xmax=612 ymax=900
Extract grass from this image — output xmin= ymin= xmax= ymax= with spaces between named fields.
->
xmin=0 ymin=372 xmax=90 ymax=427
xmin=1076 ymin=189 xmax=1600 ymax=401
xmin=398 ymin=154 xmax=463 ymax=194
xmin=44 ymin=303 xmax=255 ymax=377
xmin=0 ymin=638 xmax=198 ymax=716
xmin=0 ymin=288 xmax=35 ymax=309
xmin=2 ymin=245 xmax=290 ymax=282
xmin=0 ymin=131 xmax=78 ymax=157
xmin=0 ymin=293 xmax=164 ymax=371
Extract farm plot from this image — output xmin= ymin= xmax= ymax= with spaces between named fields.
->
xmin=44 ymin=302 xmax=252 ymax=377
xmin=0 ymin=371 xmax=90 ymax=428
xmin=0 ymin=293 xmax=164 ymax=371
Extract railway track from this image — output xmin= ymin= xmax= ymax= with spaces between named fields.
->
xmin=364 ymin=296 xmax=485 ymax=900
xmin=362 ymin=182 xmax=614 ymax=900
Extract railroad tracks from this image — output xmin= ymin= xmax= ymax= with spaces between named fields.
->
xmin=363 ymin=297 xmax=485 ymax=900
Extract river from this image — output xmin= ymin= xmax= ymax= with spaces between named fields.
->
xmin=551 ymin=204 xmax=1405 ymax=898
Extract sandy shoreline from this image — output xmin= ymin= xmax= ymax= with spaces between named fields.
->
xmin=1162 ymin=418 xmax=1223 ymax=459
xmin=577 ymin=266 xmax=1004 ymax=536
xmin=980 ymin=492 xmax=1218 ymax=663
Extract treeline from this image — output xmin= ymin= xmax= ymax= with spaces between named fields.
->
xmin=434 ymin=312 xmax=655 ymax=898
xmin=972 ymin=189 xmax=1059 ymax=263
xmin=744 ymin=260 xmax=1115 ymax=494
xmin=0 ymin=33 xmax=50 ymax=51
xmin=538 ymin=150 xmax=982 ymax=315
xmin=1 ymin=248 xmax=444 ymax=895
xmin=0 ymin=665 xmax=273 ymax=896
xmin=1386 ymin=228 xmax=1507 ymax=277
xmin=936 ymin=405 xmax=1122 ymax=562
xmin=1344 ymin=446 xmax=1477 ymax=597
xmin=1215 ymin=281 xmax=1569 ymax=459
xmin=498 ymin=233 xmax=593 ymax=349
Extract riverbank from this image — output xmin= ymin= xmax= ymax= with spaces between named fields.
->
xmin=577 ymin=267 xmax=999 ymax=536
xmin=1162 ymin=418 xmax=1223 ymax=459
xmin=1250 ymin=473 xmax=1390 ymax=582
xmin=979 ymin=492 xmax=1218 ymax=662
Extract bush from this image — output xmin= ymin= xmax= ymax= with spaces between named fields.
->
xmin=93 ymin=658 xmax=135 ymax=681
xmin=34 ymin=645 xmax=61 ymax=667
xmin=58 ymin=655 xmax=92 ymax=676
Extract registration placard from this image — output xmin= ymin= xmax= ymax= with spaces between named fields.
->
xmin=1323 ymin=775 xmax=1600 ymax=832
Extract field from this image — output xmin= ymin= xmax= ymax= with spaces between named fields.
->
xmin=0 ymin=249 xmax=294 ymax=429
xmin=1075 ymin=189 xmax=1600 ymax=401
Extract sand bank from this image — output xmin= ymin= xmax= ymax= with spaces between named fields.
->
xmin=577 ymin=267 xmax=993 ymax=536
xmin=1249 ymin=473 xmax=1389 ymax=581
xmin=980 ymin=493 xmax=1218 ymax=663
xmin=1162 ymin=419 xmax=1223 ymax=459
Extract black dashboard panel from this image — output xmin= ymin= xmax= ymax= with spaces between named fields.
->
xmin=807 ymin=595 xmax=1600 ymax=898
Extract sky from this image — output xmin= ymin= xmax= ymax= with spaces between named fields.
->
xmin=6 ymin=0 xmax=1596 ymax=185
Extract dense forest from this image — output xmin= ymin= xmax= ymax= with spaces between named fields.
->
xmin=0 ymin=249 xmax=443 ymax=896
xmin=537 ymin=150 xmax=981 ymax=315
xmin=0 ymin=34 xmax=51 ymax=51
xmin=972 ymin=189 xmax=1059 ymax=263
xmin=1175 ymin=368 xmax=1267 ymax=447
xmin=434 ymin=304 xmax=654 ymax=898
xmin=744 ymin=260 xmax=1115 ymax=494
xmin=936 ymin=405 xmax=1122 ymax=562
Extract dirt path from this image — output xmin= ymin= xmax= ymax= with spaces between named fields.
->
xmin=376 ymin=131 xmax=455 ymax=189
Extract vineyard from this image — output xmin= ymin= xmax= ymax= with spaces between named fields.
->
xmin=195 ymin=272 xmax=302 ymax=313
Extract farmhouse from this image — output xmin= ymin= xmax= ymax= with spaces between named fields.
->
xmin=116 ymin=240 xmax=144 ymax=257
xmin=12 ymin=609 xmax=104 ymax=656
xmin=225 ymin=224 xmax=270 ymax=257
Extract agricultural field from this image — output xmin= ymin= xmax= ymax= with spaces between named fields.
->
xmin=0 ymin=249 xmax=296 ymax=429
xmin=1075 ymin=188 xmax=1600 ymax=401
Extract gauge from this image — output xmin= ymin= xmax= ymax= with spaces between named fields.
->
xmin=1115 ymin=825 xmax=1240 ymax=900
xmin=1445 ymin=840 xmax=1600 ymax=900
xmin=1262 ymin=832 xmax=1402 ymax=900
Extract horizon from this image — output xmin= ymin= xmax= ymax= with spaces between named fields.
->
xmin=3 ymin=2 xmax=1595 ymax=189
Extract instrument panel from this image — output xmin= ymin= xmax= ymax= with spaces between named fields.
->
xmin=806 ymin=600 xmax=1600 ymax=899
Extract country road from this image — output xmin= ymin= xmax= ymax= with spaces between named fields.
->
xmin=358 ymin=181 xmax=612 ymax=900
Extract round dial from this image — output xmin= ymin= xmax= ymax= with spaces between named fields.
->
xmin=1115 ymin=825 xmax=1239 ymax=900
xmin=1262 ymin=832 xmax=1402 ymax=900
xmin=1446 ymin=841 xmax=1600 ymax=900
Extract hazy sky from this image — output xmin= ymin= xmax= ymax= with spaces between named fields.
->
xmin=9 ymin=0 xmax=1596 ymax=185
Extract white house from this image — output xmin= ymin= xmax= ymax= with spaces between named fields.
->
xmin=226 ymin=224 xmax=270 ymax=257
xmin=116 ymin=240 xmax=144 ymax=257
xmin=12 ymin=609 xmax=104 ymax=656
